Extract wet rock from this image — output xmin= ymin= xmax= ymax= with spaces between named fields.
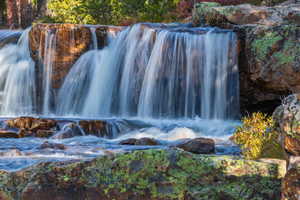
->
xmin=39 ymin=141 xmax=66 ymax=150
xmin=52 ymin=123 xmax=84 ymax=139
xmin=119 ymin=138 xmax=160 ymax=146
xmin=79 ymin=120 xmax=108 ymax=137
xmin=0 ymin=149 xmax=284 ymax=200
xmin=273 ymin=94 xmax=300 ymax=156
xmin=34 ymin=130 xmax=55 ymax=138
xmin=176 ymin=138 xmax=215 ymax=154
xmin=6 ymin=117 xmax=57 ymax=132
xmin=0 ymin=129 xmax=19 ymax=138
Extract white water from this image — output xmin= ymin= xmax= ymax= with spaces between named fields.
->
xmin=42 ymin=29 xmax=57 ymax=115
xmin=0 ymin=28 xmax=36 ymax=115
xmin=58 ymin=24 xmax=239 ymax=119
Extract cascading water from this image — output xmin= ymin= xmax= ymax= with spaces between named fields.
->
xmin=0 ymin=28 xmax=36 ymax=116
xmin=41 ymin=29 xmax=57 ymax=115
xmin=58 ymin=24 xmax=239 ymax=119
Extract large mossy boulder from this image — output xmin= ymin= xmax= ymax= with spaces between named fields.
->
xmin=193 ymin=2 xmax=300 ymax=114
xmin=0 ymin=149 xmax=285 ymax=200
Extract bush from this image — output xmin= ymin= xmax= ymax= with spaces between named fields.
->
xmin=232 ymin=112 xmax=285 ymax=160
xmin=47 ymin=0 xmax=180 ymax=25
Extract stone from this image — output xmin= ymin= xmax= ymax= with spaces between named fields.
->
xmin=0 ymin=149 xmax=284 ymax=200
xmin=176 ymin=138 xmax=215 ymax=154
xmin=273 ymin=94 xmax=300 ymax=156
xmin=0 ymin=129 xmax=19 ymax=138
xmin=39 ymin=141 xmax=66 ymax=150
xmin=119 ymin=138 xmax=160 ymax=146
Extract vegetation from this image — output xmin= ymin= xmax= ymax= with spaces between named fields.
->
xmin=47 ymin=0 xmax=181 ymax=25
xmin=232 ymin=112 xmax=285 ymax=160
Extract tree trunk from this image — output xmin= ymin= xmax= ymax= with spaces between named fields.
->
xmin=6 ymin=0 xmax=18 ymax=28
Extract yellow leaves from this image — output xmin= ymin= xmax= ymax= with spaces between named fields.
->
xmin=232 ymin=112 xmax=284 ymax=160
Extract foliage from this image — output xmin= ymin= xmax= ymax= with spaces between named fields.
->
xmin=47 ymin=0 xmax=180 ymax=25
xmin=232 ymin=112 xmax=285 ymax=160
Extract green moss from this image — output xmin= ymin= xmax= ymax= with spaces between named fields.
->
xmin=252 ymin=32 xmax=283 ymax=61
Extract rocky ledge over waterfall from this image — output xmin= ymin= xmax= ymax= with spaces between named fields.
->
xmin=193 ymin=2 xmax=300 ymax=114
xmin=0 ymin=149 xmax=285 ymax=200
xmin=29 ymin=24 xmax=124 ymax=89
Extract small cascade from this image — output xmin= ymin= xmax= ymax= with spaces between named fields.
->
xmin=90 ymin=27 xmax=98 ymax=49
xmin=0 ymin=28 xmax=36 ymax=116
xmin=41 ymin=29 xmax=57 ymax=115
xmin=58 ymin=24 xmax=239 ymax=119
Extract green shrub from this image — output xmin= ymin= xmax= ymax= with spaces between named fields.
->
xmin=47 ymin=0 xmax=180 ymax=25
xmin=232 ymin=112 xmax=285 ymax=160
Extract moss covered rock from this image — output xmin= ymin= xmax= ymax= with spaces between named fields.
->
xmin=0 ymin=149 xmax=285 ymax=200
xmin=192 ymin=3 xmax=300 ymax=114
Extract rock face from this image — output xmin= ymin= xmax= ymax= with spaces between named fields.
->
xmin=193 ymin=2 xmax=300 ymax=114
xmin=273 ymin=94 xmax=300 ymax=156
xmin=273 ymin=94 xmax=300 ymax=200
xmin=29 ymin=24 xmax=124 ymax=90
xmin=0 ymin=149 xmax=285 ymax=200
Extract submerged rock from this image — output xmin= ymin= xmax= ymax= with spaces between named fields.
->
xmin=78 ymin=120 xmax=108 ymax=137
xmin=119 ymin=138 xmax=160 ymax=146
xmin=176 ymin=138 xmax=215 ymax=154
xmin=51 ymin=123 xmax=84 ymax=139
xmin=0 ymin=149 xmax=284 ymax=200
xmin=39 ymin=141 xmax=66 ymax=150
xmin=0 ymin=130 xmax=19 ymax=138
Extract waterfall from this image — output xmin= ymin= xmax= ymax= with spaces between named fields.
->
xmin=42 ymin=29 xmax=57 ymax=115
xmin=0 ymin=28 xmax=36 ymax=116
xmin=58 ymin=24 xmax=239 ymax=119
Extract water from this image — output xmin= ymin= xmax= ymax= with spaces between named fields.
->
xmin=42 ymin=29 xmax=57 ymax=115
xmin=0 ymin=117 xmax=240 ymax=171
xmin=59 ymin=24 xmax=239 ymax=119
xmin=0 ymin=28 xmax=36 ymax=116
xmin=0 ymin=23 xmax=240 ymax=171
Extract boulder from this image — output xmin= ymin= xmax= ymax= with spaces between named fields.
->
xmin=0 ymin=149 xmax=284 ymax=200
xmin=273 ymin=94 xmax=300 ymax=156
xmin=176 ymin=138 xmax=215 ymax=154
xmin=119 ymin=138 xmax=160 ymax=146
